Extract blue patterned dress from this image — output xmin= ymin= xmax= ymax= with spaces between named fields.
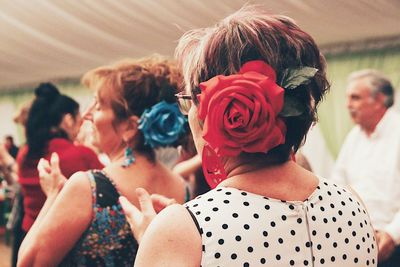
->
xmin=60 ymin=170 xmax=137 ymax=266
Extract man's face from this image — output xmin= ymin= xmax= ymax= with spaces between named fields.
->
xmin=346 ymin=79 xmax=378 ymax=126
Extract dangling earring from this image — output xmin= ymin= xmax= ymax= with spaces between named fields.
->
xmin=122 ymin=147 xmax=135 ymax=168
xmin=202 ymin=144 xmax=227 ymax=189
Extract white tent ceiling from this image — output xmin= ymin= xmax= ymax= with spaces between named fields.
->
xmin=0 ymin=0 xmax=399 ymax=91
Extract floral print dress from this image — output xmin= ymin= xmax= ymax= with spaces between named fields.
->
xmin=60 ymin=170 xmax=137 ymax=267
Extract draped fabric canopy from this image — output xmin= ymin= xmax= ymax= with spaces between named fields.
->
xmin=1 ymin=0 xmax=399 ymax=90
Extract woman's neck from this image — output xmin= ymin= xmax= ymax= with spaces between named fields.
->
xmin=106 ymin=146 xmax=126 ymax=163
xmin=219 ymin=160 xmax=318 ymax=201
xmin=223 ymin=154 xmax=288 ymax=179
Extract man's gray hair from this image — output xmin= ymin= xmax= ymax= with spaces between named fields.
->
xmin=348 ymin=69 xmax=394 ymax=108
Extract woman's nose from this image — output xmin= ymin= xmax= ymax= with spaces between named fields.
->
xmin=82 ymin=103 xmax=94 ymax=120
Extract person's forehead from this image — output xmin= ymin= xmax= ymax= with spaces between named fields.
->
xmin=346 ymin=78 xmax=371 ymax=96
xmin=96 ymin=84 xmax=111 ymax=102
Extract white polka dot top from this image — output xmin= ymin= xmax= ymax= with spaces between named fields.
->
xmin=185 ymin=177 xmax=377 ymax=267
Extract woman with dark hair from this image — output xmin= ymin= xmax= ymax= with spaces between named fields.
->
xmin=17 ymin=83 xmax=103 ymax=234
xmin=18 ymin=56 xmax=189 ymax=266
xmin=123 ymin=6 xmax=378 ymax=267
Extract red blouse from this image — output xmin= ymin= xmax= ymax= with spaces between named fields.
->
xmin=17 ymin=138 xmax=104 ymax=232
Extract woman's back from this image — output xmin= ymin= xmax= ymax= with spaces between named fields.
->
xmin=61 ymin=170 xmax=137 ymax=266
xmin=61 ymin=159 xmax=187 ymax=266
xmin=185 ymin=177 xmax=377 ymax=266
xmin=103 ymin=157 xmax=187 ymax=207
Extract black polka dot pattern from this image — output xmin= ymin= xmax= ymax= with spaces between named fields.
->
xmin=185 ymin=177 xmax=377 ymax=266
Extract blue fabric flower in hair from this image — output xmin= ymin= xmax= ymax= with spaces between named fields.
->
xmin=138 ymin=101 xmax=187 ymax=148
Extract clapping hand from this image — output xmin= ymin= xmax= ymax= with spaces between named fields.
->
xmin=119 ymin=188 xmax=176 ymax=243
xmin=37 ymin=153 xmax=67 ymax=197
xmin=376 ymin=230 xmax=396 ymax=262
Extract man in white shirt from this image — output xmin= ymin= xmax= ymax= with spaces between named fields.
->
xmin=332 ymin=69 xmax=400 ymax=266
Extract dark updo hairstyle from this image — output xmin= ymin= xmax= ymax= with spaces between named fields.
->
xmin=24 ymin=83 xmax=79 ymax=166
xmin=81 ymin=55 xmax=184 ymax=162
xmin=176 ymin=6 xmax=330 ymax=163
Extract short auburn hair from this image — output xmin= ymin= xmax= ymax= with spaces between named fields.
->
xmin=82 ymin=55 xmax=183 ymax=160
xmin=175 ymin=6 xmax=330 ymax=162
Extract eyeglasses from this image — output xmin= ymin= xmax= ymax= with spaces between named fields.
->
xmin=175 ymin=92 xmax=193 ymax=115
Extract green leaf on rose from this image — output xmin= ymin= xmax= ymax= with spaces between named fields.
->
xmin=279 ymin=67 xmax=318 ymax=90
xmin=280 ymin=95 xmax=305 ymax=117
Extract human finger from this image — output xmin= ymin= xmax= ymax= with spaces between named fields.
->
xmin=151 ymin=194 xmax=176 ymax=213
xmin=136 ymin=188 xmax=157 ymax=219
xmin=37 ymin=158 xmax=55 ymax=196
xmin=37 ymin=158 xmax=51 ymax=178
xmin=119 ymin=196 xmax=146 ymax=241
xmin=50 ymin=153 xmax=61 ymax=176
xmin=37 ymin=159 xmax=48 ymax=186
xmin=119 ymin=196 xmax=142 ymax=222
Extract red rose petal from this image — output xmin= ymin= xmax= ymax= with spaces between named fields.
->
xmin=202 ymin=144 xmax=228 ymax=188
xmin=239 ymin=60 xmax=277 ymax=82
xmin=197 ymin=60 xmax=286 ymax=157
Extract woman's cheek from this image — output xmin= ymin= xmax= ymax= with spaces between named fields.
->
xmin=188 ymin=105 xmax=206 ymax=155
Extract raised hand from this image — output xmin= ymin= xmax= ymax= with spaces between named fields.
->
xmin=119 ymin=188 xmax=177 ymax=243
xmin=376 ymin=230 xmax=396 ymax=262
xmin=37 ymin=153 xmax=67 ymax=197
xmin=150 ymin=193 xmax=177 ymax=213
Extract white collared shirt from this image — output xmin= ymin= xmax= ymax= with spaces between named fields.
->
xmin=331 ymin=108 xmax=400 ymax=244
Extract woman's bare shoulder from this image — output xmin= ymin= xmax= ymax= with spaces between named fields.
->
xmin=135 ymin=204 xmax=202 ymax=267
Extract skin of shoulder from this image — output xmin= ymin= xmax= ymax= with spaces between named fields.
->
xmin=134 ymin=204 xmax=202 ymax=267
xmin=104 ymin=160 xmax=187 ymax=205
xmin=18 ymin=171 xmax=93 ymax=267
xmin=157 ymin=163 xmax=187 ymax=203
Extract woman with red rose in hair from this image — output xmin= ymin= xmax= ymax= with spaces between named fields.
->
xmin=122 ymin=6 xmax=378 ymax=267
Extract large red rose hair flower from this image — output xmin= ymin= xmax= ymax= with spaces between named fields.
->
xmin=198 ymin=60 xmax=286 ymax=157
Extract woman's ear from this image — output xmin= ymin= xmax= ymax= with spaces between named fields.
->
xmin=121 ymin=115 xmax=140 ymax=143
xmin=59 ymin=113 xmax=77 ymax=140
xmin=60 ymin=113 xmax=75 ymax=130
